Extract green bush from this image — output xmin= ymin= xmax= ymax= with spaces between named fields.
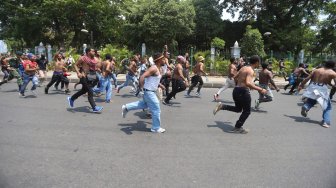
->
xmin=101 ymin=44 xmax=132 ymax=70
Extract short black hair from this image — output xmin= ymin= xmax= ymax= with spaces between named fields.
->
xmin=105 ymin=54 xmax=112 ymax=60
xmin=230 ymin=57 xmax=235 ymax=63
xmin=324 ymin=60 xmax=335 ymax=69
xmin=85 ymin=47 xmax=93 ymax=54
xmin=261 ymin=62 xmax=269 ymax=69
xmin=249 ymin=55 xmax=260 ymax=65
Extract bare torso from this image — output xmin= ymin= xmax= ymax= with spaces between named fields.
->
xmin=235 ymin=66 xmax=254 ymax=88
xmin=173 ymin=63 xmax=184 ymax=79
xmin=259 ymin=69 xmax=272 ymax=85
xmin=311 ymin=68 xmax=336 ymax=85
xmin=54 ymin=59 xmax=65 ymax=72
xmin=194 ymin=62 xmax=205 ymax=76
xmin=228 ymin=63 xmax=237 ymax=79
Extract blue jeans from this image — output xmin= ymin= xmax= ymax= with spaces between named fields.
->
xmin=111 ymin=73 xmax=118 ymax=88
xmin=118 ymin=73 xmax=137 ymax=90
xmin=303 ymin=98 xmax=332 ymax=125
xmin=93 ymin=75 xmax=112 ymax=102
xmin=20 ymin=73 xmax=39 ymax=94
xmin=125 ymin=90 xmax=161 ymax=130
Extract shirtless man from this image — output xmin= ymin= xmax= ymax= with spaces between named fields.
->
xmin=289 ymin=63 xmax=310 ymax=94
xmin=45 ymin=53 xmax=70 ymax=94
xmin=93 ymin=54 xmax=113 ymax=103
xmin=298 ymin=60 xmax=336 ymax=128
xmin=186 ymin=56 xmax=207 ymax=96
xmin=163 ymin=55 xmax=189 ymax=105
xmin=67 ymin=48 xmax=103 ymax=113
xmin=117 ymin=55 xmax=138 ymax=94
xmin=160 ymin=50 xmax=172 ymax=96
xmin=214 ymin=57 xmax=237 ymax=101
xmin=213 ymin=55 xmax=267 ymax=134
xmin=254 ymin=62 xmax=280 ymax=110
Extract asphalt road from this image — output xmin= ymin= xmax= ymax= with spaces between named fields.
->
xmin=0 ymin=82 xmax=336 ymax=188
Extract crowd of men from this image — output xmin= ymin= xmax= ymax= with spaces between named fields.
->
xmin=1 ymin=46 xmax=336 ymax=133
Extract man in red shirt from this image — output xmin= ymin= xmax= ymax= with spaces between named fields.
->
xmin=19 ymin=53 xmax=39 ymax=97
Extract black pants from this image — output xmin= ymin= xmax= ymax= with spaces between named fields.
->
xmin=221 ymin=87 xmax=251 ymax=128
xmin=71 ymin=77 xmax=98 ymax=109
xmin=46 ymin=73 xmax=69 ymax=89
xmin=165 ymin=78 xmax=186 ymax=102
xmin=160 ymin=75 xmax=171 ymax=96
xmin=187 ymin=75 xmax=203 ymax=94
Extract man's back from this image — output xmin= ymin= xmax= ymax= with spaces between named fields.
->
xmin=311 ymin=68 xmax=336 ymax=84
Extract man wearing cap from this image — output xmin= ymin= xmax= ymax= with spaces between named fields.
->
xmin=186 ymin=56 xmax=207 ymax=96
xmin=213 ymin=55 xmax=267 ymax=134
xmin=163 ymin=55 xmax=188 ymax=105
xmin=19 ymin=53 xmax=39 ymax=97
xmin=121 ymin=52 xmax=166 ymax=133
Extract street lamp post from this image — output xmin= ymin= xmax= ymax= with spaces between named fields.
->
xmin=81 ymin=29 xmax=93 ymax=47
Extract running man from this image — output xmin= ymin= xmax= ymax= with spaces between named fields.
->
xmin=214 ymin=57 xmax=237 ymax=101
xmin=45 ymin=53 xmax=70 ymax=94
xmin=93 ymin=54 xmax=113 ymax=103
xmin=254 ymin=62 xmax=280 ymax=110
xmin=186 ymin=56 xmax=207 ymax=96
xmin=213 ymin=55 xmax=267 ymax=134
xmin=19 ymin=54 xmax=40 ymax=97
xmin=67 ymin=47 xmax=103 ymax=113
xmin=121 ymin=52 xmax=166 ymax=133
xmin=163 ymin=55 xmax=188 ymax=105
xmin=298 ymin=60 xmax=336 ymax=128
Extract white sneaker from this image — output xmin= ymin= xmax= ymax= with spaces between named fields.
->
xmin=195 ymin=92 xmax=200 ymax=96
xmin=151 ymin=127 xmax=166 ymax=133
xmin=122 ymin=105 xmax=128 ymax=118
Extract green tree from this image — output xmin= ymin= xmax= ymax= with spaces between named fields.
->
xmin=0 ymin=0 xmax=124 ymax=49
xmin=220 ymin=0 xmax=331 ymax=55
xmin=192 ymin=0 xmax=223 ymax=49
xmin=317 ymin=1 xmax=336 ymax=54
xmin=211 ymin=37 xmax=225 ymax=49
xmin=122 ymin=0 xmax=195 ymax=52
xmin=240 ymin=25 xmax=266 ymax=57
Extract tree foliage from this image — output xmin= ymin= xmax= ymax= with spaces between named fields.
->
xmin=211 ymin=37 xmax=225 ymax=49
xmin=122 ymin=0 xmax=195 ymax=52
xmin=240 ymin=25 xmax=266 ymax=57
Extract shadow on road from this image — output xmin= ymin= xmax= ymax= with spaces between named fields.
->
xmin=134 ymin=111 xmax=152 ymax=119
xmin=1 ymin=89 xmax=18 ymax=93
xmin=284 ymin=114 xmax=321 ymax=126
xmin=119 ymin=121 xmax=151 ymax=135
xmin=67 ymin=106 xmax=93 ymax=114
xmin=207 ymin=121 xmax=234 ymax=133
xmin=251 ymin=108 xmax=268 ymax=113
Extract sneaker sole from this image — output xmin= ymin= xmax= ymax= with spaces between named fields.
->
xmin=213 ymin=102 xmax=222 ymax=115
xmin=92 ymin=107 xmax=104 ymax=113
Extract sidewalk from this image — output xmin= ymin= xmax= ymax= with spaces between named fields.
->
xmin=44 ymin=71 xmax=289 ymax=88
